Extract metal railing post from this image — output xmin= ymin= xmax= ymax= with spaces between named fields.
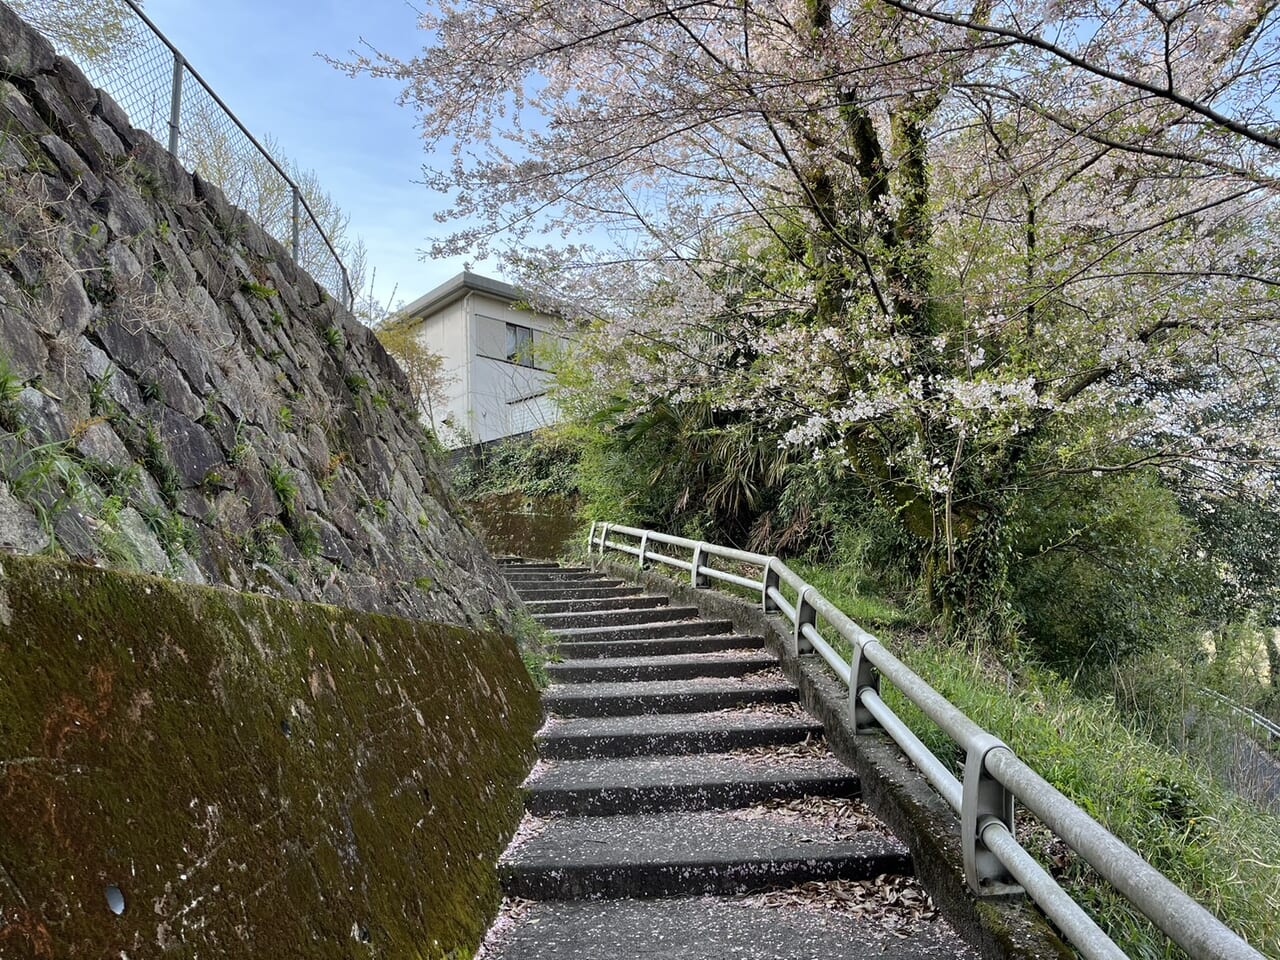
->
xmin=587 ymin=521 xmax=597 ymax=555
xmin=849 ymin=636 xmax=880 ymax=733
xmin=794 ymin=585 xmax=817 ymax=655
xmin=762 ymin=557 xmax=781 ymax=613
xmin=637 ymin=532 xmax=649 ymax=569
xmin=291 ymin=185 xmax=301 ymax=261
xmin=963 ymin=736 xmax=1020 ymax=895
xmin=167 ymin=52 xmax=184 ymax=156
xmin=690 ymin=542 xmax=708 ymax=588
xmin=597 ymin=523 xmax=611 ymax=558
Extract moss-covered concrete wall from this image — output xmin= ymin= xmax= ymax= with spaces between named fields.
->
xmin=465 ymin=493 xmax=580 ymax=560
xmin=0 ymin=555 xmax=541 ymax=958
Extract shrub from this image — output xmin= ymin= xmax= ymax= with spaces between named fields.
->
xmin=452 ymin=428 xmax=582 ymax=500
xmin=1009 ymin=471 xmax=1208 ymax=673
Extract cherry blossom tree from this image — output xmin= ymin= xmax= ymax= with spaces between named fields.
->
xmin=344 ymin=0 xmax=1280 ymax=631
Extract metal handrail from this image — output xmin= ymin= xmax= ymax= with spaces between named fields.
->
xmin=1200 ymin=687 xmax=1280 ymax=741
xmin=588 ymin=521 xmax=1264 ymax=960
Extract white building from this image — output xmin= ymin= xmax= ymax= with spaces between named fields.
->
xmin=398 ymin=271 xmax=566 ymax=446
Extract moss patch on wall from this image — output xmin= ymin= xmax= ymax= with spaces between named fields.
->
xmin=0 ymin=555 xmax=541 ymax=959
xmin=465 ymin=493 xmax=580 ymax=560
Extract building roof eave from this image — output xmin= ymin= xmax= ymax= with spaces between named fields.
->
xmin=399 ymin=270 xmax=526 ymax=322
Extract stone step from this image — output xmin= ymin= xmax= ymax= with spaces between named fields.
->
xmin=535 ymin=605 xmax=702 ymax=631
xmin=524 ymin=753 xmax=858 ymax=816
xmin=547 ymin=650 xmax=774 ymax=683
xmin=498 ymin=560 xmax=584 ymax=570
xmin=545 ymin=677 xmax=796 ymax=718
xmin=549 ymin=619 xmax=735 ymax=642
xmin=537 ymin=709 xmax=824 ymax=759
xmin=481 ymin=896 xmax=974 ymax=960
xmin=524 ymin=595 xmax=671 ymax=615
xmin=504 ymin=570 xmax=614 ymax=583
xmin=557 ymin=634 xmax=764 ymax=659
xmin=513 ymin=584 xmax=640 ymax=601
xmin=501 ymin=808 xmax=911 ymax=900
xmin=502 ymin=567 xmax=588 ymax=577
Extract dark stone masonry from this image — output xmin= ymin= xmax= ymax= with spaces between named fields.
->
xmin=0 ymin=1 xmax=521 ymax=630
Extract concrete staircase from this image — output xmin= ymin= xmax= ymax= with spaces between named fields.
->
xmin=481 ymin=560 xmax=979 ymax=959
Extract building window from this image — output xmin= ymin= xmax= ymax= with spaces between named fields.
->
xmin=505 ymin=323 xmax=534 ymax=366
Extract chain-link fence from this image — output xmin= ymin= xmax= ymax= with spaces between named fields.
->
xmin=35 ymin=0 xmax=355 ymax=307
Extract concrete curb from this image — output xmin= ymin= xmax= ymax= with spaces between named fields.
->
xmin=597 ymin=558 xmax=1075 ymax=960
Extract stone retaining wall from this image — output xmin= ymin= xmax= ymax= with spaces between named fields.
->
xmin=0 ymin=2 xmax=519 ymax=629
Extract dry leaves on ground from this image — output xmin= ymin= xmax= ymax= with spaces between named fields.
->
xmin=712 ymin=700 xmax=810 ymax=720
xmin=474 ymin=897 xmax=537 ymax=960
xmin=693 ymin=648 xmax=771 ymax=660
xmin=500 ymin=812 xmax=552 ymax=857
xmin=728 ymin=796 xmax=890 ymax=840
xmin=521 ymin=758 xmax=553 ymax=784
xmin=731 ymin=735 xmax=831 ymax=766
xmin=741 ymin=667 xmax=788 ymax=684
xmin=1016 ymin=812 xmax=1076 ymax=878
xmin=742 ymin=875 xmax=939 ymax=935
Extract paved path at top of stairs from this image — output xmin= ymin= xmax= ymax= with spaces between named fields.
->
xmin=478 ymin=560 xmax=980 ymax=960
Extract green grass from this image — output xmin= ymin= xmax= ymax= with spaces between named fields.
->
xmin=291 ymin=518 xmax=322 ymax=559
xmin=139 ymin=422 xmax=181 ymax=507
xmin=139 ymin=505 xmax=195 ymax=563
xmin=778 ymin=563 xmax=1280 ymax=959
xmin=267 ymin=463 xmax=299 ymax=512
xmin=241 ymin=280 xmax=278 ymax=300
xmin=0 ymin=354 xmax=24 ymax=431
xmin=788 ymin=558 xmax=916 ymax=628
xmin=508 ymin=608 xmax=559 ymax=690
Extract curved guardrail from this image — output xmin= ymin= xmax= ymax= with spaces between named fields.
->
xmin=1201 ymin=687 xmax=1280 ymax=742
xmin=587 ymin=521 xmax=1264 ymax=960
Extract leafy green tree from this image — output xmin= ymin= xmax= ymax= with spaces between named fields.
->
xmin=373 ymin=318 xmax=456 ymax=433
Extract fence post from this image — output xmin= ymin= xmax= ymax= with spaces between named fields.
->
xmin=793 ymin=585 xmax=817 ymax=656
xmin=167 ymin=52 xmax=184 ymax=156
xmin=637 ymin=532 xmax=649 ymax=570
xmin=848 ymin=635 xmax=880 ymax=733
xmin=962 ymin=736 xmax=1021 ymax=896
xmin=597 ymin=523 xmax=611 ymax=558
xmin=341 ymin=263 xmax=354 ymax=310
xmin=291 ymin=185 xmax=301 ymax=261
xmin=690 ymin=542 xmax=708 ymax=588
xmin=762 ymin=557 xmax=781 ymax=614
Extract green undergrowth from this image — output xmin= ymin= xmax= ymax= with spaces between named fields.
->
xmin=799 ymin=569 xmax=1280 ymax=959
xmin=787 ymin=558 xmax=916 ymax=628
xmin=509 ymin=606 xmax=560 ymax=690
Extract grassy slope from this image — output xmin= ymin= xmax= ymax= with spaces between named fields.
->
xmin=788 ymin=560 xmax=1280 ymax=960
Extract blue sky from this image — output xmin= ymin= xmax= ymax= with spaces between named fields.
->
xmin=144 ymin=0 xmax=498 ymax=307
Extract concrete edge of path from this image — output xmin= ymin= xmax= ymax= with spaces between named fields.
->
xmin=596 ymin=557 xmax=1076 ymax=960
